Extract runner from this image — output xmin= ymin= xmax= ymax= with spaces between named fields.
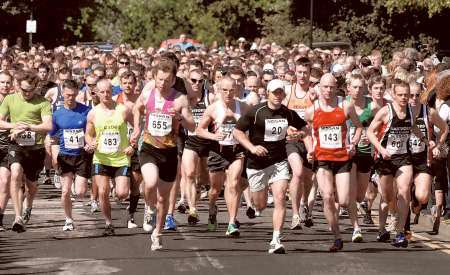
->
xmin=407 ymin=81 xmax=447 ymax=234
xmin=114 ymin=71 xmax=142 ymax=229
xmin=0 ymin=71 xmax=52 ymax=232
xmin=233 ymin=79 xmax=309 ymax=254
xmin=49 ymin=80 xmax=91 ymax=231
xmin=131 ymin=59 xmax=195 ymax=250
xmin=283 ymin=57 xmax=314 ymax=230
xmin=181 ymin=69 xmax=211 ymax=225
xmin=346 ymin=74 xmax=380 ymax=242
xmin=304 ymin=73 xmax=363 ymax=251
xmin=197 ymin=76 xmax=249 ymax=236
xmin=85 ymin=79 xmax=135 ymax=236
xmin=0 ymin=71 xmax=12 ymax=231
xmin=366 ymin=80 xmax=425 ymax=247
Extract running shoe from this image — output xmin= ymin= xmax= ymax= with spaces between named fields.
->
xmin=329 ymin=239 xmax=343 ymax=252
xmin=246 ymin=206 xmax=256 ymax=219
xmin=299 ymin=205 xmax=308 ymax=223
xmin=405 ymin=230 xmax=412 ymax=240
xmin=352 ymin=228 xmax=363 ymax=243
xmin=412 ymin=213 xmax=420 ymax=225
xmin=176 ymin=200 xmax=188 ymax=214
xmin=339 ymin=207 xmax=349 ymax=217
xmin=255 ymin=210 xmax=262 ymax=217
xmin=151 ymin=233 xmax=162 ymax=251
xmin=164 ymin=214 xmax=177 ymax=231
xmin=103 ymin=224 xmax=115 ymax=236
xmin=54 ymin=173 xmax=61 ymax=189
xmin=376 ymin=230 xmax=390 ymax=242
xmin=267 ymin=193 xmax=274 ymax=207
xmin=268 ymin=237 xmax=285 ymax=254
xmin=0 ymin=224 xmax=5 ymax=232
xmin=225 ymin=223 xmax=240 ymax=237
xmin=12 ymin=217 xmax=26 ymax=233
xmin=290 ymin=215 xmax=302 ymax=230
xmin=304 ymin=215 xmax=314 ymax=228
xmin=22 ymin=208 xmax=32 ymax=224
xmin=127 ymin=217 xmax=138 ymax=229
xmin=392 ymin=232 xmax=408 ymax=248
xmin=431 ymin=206 xmax=440 ymax=234
xmin=363 ymin=212 xmax=374 ymax=225
xmin=63 ymin=220 xmax=74 ymax=231
xmin=143 ymin=208 xmax=156 ymax=232
xmin=90 ymin=200 xmax=100 ymax=213
xmin=207 ymin=214 xmax=218 ymax=232
xmin=187 ymin=209 xmax=199 ymax=225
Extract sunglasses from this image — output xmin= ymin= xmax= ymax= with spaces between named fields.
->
xmin=119 ymin=61 xmax=130 ymax=65
xmin=411 ymin=93 xmax=420 ymax=98
xmin=20 ymin=86 xmax=35 ymax=93
xmin=190 ymin=78 xmax=203 ymax=84
xmin=87 ymin=83 xmax=97 ymax=88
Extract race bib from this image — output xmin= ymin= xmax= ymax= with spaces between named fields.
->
xmin=319 ymin=126 xmax=342 ymax=149
xmin=148 ymin=113 xmax=172 ymax=137
xmin=264 ymin=119 xmax=288 ymax=142
xmin=127 ymin=124 xmax=133 ymax=139
xmin=16 ymin=131 xmax=36 ymax=146
xmin=219 ymin=123 xmax=237 ymax=146
xmin=386 ymin=133 xmax=408 ymax=155
xmin=99 ymin=130 xmax=121 ymax=154
xmin=409 ymin=134 xmax=425 ymax=154
xmin=350 ymin=127 xmax=370 ymax=147
xmin=63 ymin=129 xmax=85 ymax=149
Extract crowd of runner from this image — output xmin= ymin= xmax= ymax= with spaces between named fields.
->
xmin=0 ymin=35 xmax=449 ymax=253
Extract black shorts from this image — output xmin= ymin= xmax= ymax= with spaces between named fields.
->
xmin=431 ymin=158 xmax=448 ymax=192
xmin=92 ymin=163 xmax=130 ymax=178
xmin=315 ymin=160 xmax=352 ymax=175
xmin=140 ymin=143 xmax=178 ymax=182
xmin=130 ymin=151 xmax=141 ymax=172
xmin=8 ymin=145 xmax=45 ymax=182
xmin=0 ymin=147 xmax=8 ymax=169
xmin=58 ymin=152 xmax=93 ymax=178
xmin=352 ymin=154 xmax=374 ymax=174
xmin=208 ymin=145 xmax=245 ymax=172
xmin=184 ymin=137 xmax=210 ymax=158
xmin=411 ymin=152 xmax=432 ymax=175
xmin=374 ymin=155 xmax=411 ymax=176
xmin=285 ymin=140 xmax=313 ymax=170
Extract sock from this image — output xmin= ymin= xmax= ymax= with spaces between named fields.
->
xmin=45 ymin=169 xmax=50 ymax=177
xmin=128 ymin=194 xmax=140 ymax=215
xmin=272 ymin=230 xmax=280 ymax=242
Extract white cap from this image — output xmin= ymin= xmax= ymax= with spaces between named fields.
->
xmin=263 ymin=63 xmax=274 ymax=71
xmin=237 ymin=37 xmax=246 ymax=43
xmin=267 ymin=79 xmax=285 ymax=93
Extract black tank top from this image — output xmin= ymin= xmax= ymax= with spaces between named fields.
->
xmin=379 ymin=103 xmax=413 ymax=159
xmin=409 ymin=104 xmax=429 ymax=156
xmin=186 ymin=89 xmax=211 ymax=146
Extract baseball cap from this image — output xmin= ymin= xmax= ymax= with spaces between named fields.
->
xmin=263 ymin=63 xmax=274 ymax=71
xmin=267 ymin=79 xmax=285 ymax=93
xmin=237 ymin=37 xmax=246 ymax=43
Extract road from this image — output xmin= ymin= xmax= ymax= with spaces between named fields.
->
xmin=1 ymin=184 xmax=450 ymax=275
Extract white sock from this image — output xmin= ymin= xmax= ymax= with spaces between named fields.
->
xmin=272 ymin=230 xmax=281 ymax=242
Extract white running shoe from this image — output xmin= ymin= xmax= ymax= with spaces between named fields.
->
xmin=90 ymin=200 xmax=100 ymax=213
xmin=128 ymin=218 xmax=138 ymax=229
xmin=54 ymin=173 xmax=61 ymax=189
xmin=151 ymin=233 xmax=162 ymax=251
xmin=63 ymin=219 xmax=74 ymax=231
xmin=268 ymin=238 xmax=285 ymax=254
xmin=352 ymin=228 xmax=363 ymax=243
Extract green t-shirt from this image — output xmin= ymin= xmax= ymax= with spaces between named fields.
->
xmin=0 ymin=93 xmax=52 ymax=145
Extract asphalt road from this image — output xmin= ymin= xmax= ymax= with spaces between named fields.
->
xmin=1 ymin=184 xmax=450 ymax=275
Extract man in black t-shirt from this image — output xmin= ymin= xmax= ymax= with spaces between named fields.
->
xmin=233 ymin=79 xmax=308 ymax=254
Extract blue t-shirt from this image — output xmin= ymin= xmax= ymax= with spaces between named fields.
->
xmin=112 ymin=85 xmax=122 ymax=96
xmin=49 ymin=103 xmax=91 ymax=156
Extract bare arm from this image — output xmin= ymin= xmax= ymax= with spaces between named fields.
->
xmin=196 ymin=104 xmax=222 ymax=141
xmin=131 ymin=93 xmax=146 ymax=145
xmin=345 ymin=101 xmax=363 ymax=146
xmin=367 ymin=106 xmax=390 ymax=159
xmin=430 ymin=108 xmax=448 ymax=147
xmin=0 ymin=114 xmax=15 ymax=130
xmin=84 ymin=110 xmax=96 ymax=152
xmin=29 ymin=115 xmax=52 ymax=134
xmin=177 ymin=95 xmax=195 ymax=132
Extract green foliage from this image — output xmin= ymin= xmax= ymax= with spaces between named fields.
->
xmin=382 ymin=0 xmax=450 ymax=17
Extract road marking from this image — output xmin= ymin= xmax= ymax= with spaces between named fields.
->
xmin=412 ymin=233 xmax=450 ymax=255
xmin=12 ymin=257 xmax=121 ymax=274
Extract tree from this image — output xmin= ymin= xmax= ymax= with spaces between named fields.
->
xmin=382 ymin=0 xmax=450 ymax=17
